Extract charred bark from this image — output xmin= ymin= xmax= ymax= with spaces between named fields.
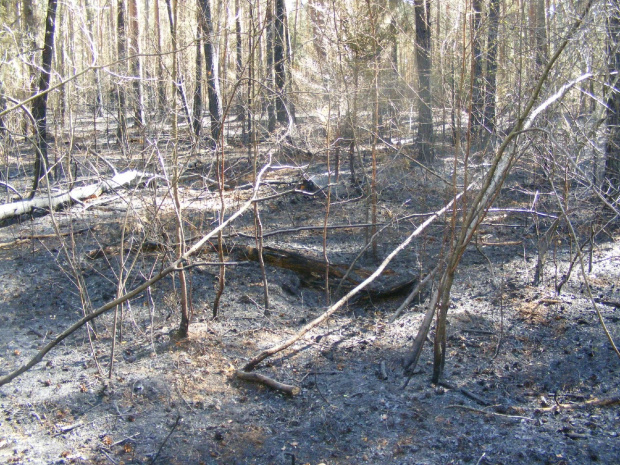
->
xmin=30 ymin=0 xmax=58 ymax=195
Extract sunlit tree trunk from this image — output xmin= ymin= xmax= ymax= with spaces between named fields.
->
xmin=84 ymin=0 xmax=103 ymax=116
xmin=165 ymin=0 xmax=192 ymax=126
xmin=235 ymin=0 xmax=245 ymax=128
xmin=22 ymin=0 xmax=37 ymax=124
xmin=153 ymin=0 xmax=167 ymax=111
xmin=274 ymin=0 xmax=290 ymax=125
xmin=31 ymin=0 xmax=58 ymax=194
xmin=266 ymin=0 xmax=277 ymax=133
xmin=127 ymin=0 xmax=144 ymax=125
xmin=471 ymin=0 xmax=484 ymax=140
xmin=414 ymin=0 xmax=434 ymax=161
xmin=116 ymin=0 xmax=128 ymax=146
xmin=192 ymin=17 xmax=203 ymax=136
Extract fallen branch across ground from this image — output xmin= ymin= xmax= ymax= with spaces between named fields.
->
xmin=539 ymin=395 xmax=620 ymax=411
xmin=0 ymin=170 xmax=159 ymax=224
xmin=0 ymin=227 xmax=92 ymax=249
xmin=234 ymin=370 xmax=300 ymax=396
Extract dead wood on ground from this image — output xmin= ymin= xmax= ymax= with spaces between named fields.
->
xmin=234 ymin=370 xmax=300 ymax=396
xmin=0 ymin=170 xmax=158 ymax=224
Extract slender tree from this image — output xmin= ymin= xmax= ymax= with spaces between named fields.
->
xmin=153 ymin=0 xmax=167 ymax=111
xmin=164 ymin=0 xmax=192 ymax=125
xmin=414 ymin=0 xmax=434 ymax=161
xmin=84 ymin=0 xmax=103 ymax=117
xmin=198 ymin=0 xmax=223 ymax=146
xmin=116 ymin=0 xmax=128 ymax=145
xmin=482 ymin=0 xmax=499 ymax=135
xmin=533 ymin=0 xmax=547 ymax=72
xmin=31 ymin=0 xmax=58 ymax=194
xmin=274 ymin=0 xmax=290 ymax=124
xmin=471 ymin=0 xmax=485 ymax=139
xmin=266 ymin=0 xmax=277 ymax=133
xmin=127 ymin=0 xmax=144 ymax=125
xmin=192 ymin=18 xmax=203 ymax=136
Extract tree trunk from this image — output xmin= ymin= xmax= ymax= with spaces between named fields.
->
xmin=266 ymin=0 xmax=277 ymax=133
xmin=153 ymin=0 xmax=167 ymax=111
xmin=22 ymin=0 xmax=37 ymax=134
xmin=235 ymin=0 xmax=245 ymax=128
xmin=127 ymin=0 xmax=144 ymax=125
xmin=192 ymin=19 xmax=203 ymax=136
xmin=533 ymin=0 xmax=547 ymax=72
xmin=31 ymin=0 xmax=58 ymax=195
xmin=0 ymin=79 xmax=6 ymax=133
xmin=164 ymin=0 xmax=192 ymax=127
xmin=414 ymin=0 xmax=434 ymax=162
xmin=198 ymin=0 xmax=223 ymax=147
xmin=274 ymin=0 xmax=289 ymax=125
xmin=605 ymin=0 xmax=620 ymax=199
xmin=84 ymin=0 xmax=103 ymax=116
xmin=116 ymin=0 xmax=128 ymax=146
xmin=471 ymin=0 xmax=485 ymax=140
xmin=482 ymin=0 xmax=499 ymax=135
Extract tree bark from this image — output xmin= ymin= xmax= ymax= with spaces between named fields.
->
xmin=192 ymin=18 xmax=203 ymax=136
xmin=533 ymin=0 xmax=547 ymax=72
xmin=153 ymin=0 xmax=167 ymax=111
xmin=84 ymin=0 xmax=103 ymax=116
xmin=116 ymin=0 xmax=128 ymax=146
xmin=482 ymin=0 xmax=499 ymax=135
xmin=266 ymin=0 xmax=277 ymax=133
xmin=164 ymin=0 xmax=192 ymax=127
xmin=471 ymin=0 xmax=485 ymax=140
xmin=605 ymin=0 xmax=620 ymax=199
xmin=127 ymin=0 xmax=144 ymax=125
xmin=414 ymin=0 xmax=434 ymax=162
xmin=31 ymin=0 xmax=58 ymax=195
xmin=198 ymin=0 xmax=223 ymax=147
xmin=274 ymin=0 xmax=289 ymax=125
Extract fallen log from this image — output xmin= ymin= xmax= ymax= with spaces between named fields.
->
xmin=0 ymin=170 xmax=158 ymax=224
xmin=242 ymin=244 xmax=418 ymax=300
xmin=243 ymin=245 xmax=356 ymax=282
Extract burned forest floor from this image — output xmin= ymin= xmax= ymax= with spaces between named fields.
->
xmin=0 ymin=127 xmax=619 ymax=465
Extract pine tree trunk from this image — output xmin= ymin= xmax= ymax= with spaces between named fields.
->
xmin=471 ymin=0 xmax=485 ymax=140
xmin=198 ymin=0 xmax=223 ymax=147
xmin=116 ymin=0 xmax=128 ymax=146
xmin=153 ymin=0 xmax=167 ymax=111
xmin=192 ymin=19 xmax=203 ymax=136
xmin=127 ymin=0 xmax=144 ymax=125
xmin=274 ymin=0 xmax=289 ymax=125
xmin=414 ymin=0 xmax=434 ymax=162
xmin=266 ymin=0 xmax=277 ymax=133
xmin=483 ymin=0 xmax=499 ymax=135
xmin=31 ymin=0 xmax=58 ymax=194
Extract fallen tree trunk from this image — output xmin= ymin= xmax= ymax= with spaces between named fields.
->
xmin=0 ymin=170 xmax=156 ymax=223
xmin=241 ymin=191 xmax=466 ymax=373
xmin=243 ymin=244 xmax=421 ymax=300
